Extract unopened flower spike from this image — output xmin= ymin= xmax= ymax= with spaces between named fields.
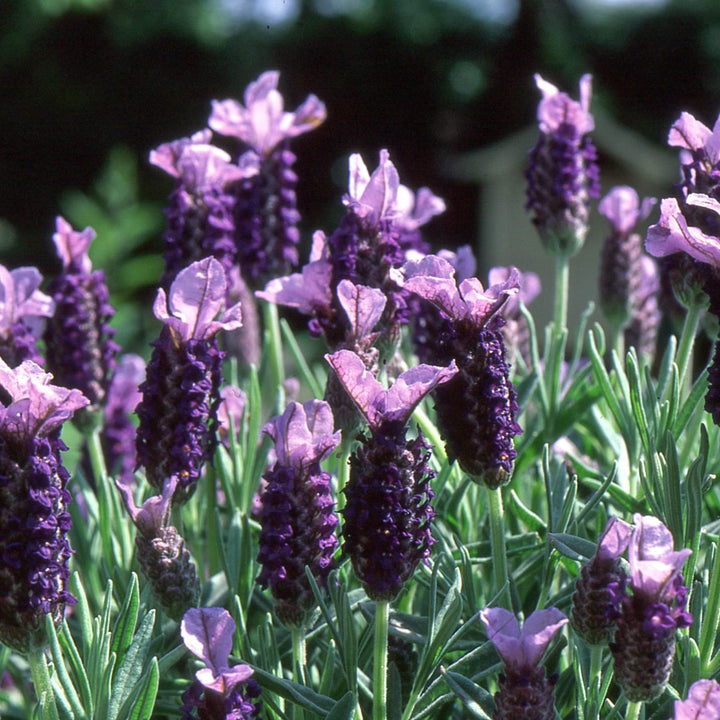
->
xmin=598 ymin=185 xmax=657 ymax=331
xmin=0 ymin=358 xmax=88 ymax=652
xmin=150 ymin=129 xmax=259 ymax=288
xmin=43 ymin=216 xmax=119 ymax=425
xmin=180 ymin=607 xmax=261 ymax=719
xmin=610 ymin=514 xmax=693 ymax=702
xmin=325 ymin=348 xmax=456 ymax=600
xmin=102 ymin=354 xmax=145 ymax=484
xmin=525 ymin=73 xmax=600 ymax=256
xmin=257 ymin=399 xmax=341 ymax=626
xmin=116 ymin=476 xmax=200 ymax=621
xmin=399 ymin=254 xmax=523 ymax=488
xmin=571 ymin=516 xmax=633 ymax=645
xmin=135 ymin=257 xmax=242 ymax=503
xmin=0 ymin=265 xmax=54 ymax=367
xmin=480 ymin=606 xmax=568 ymax=720
xmin=673 ymin=679 xmax=720 ymax=720
xmin=209 ymin=70 xmax=327 ymax=285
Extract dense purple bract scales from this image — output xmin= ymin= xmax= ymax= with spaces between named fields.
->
xmin=343 ymin=421 xmax=436 ymax=601
xmin=525 ymin=74 xmax=600 ymax=256
xmin=0 ymin=320 xmax=44 ymax=367
xmin=0 ymin=359 xmax=88 ymax=652
xmin=135 ymin=325 xmax=224 ymax=500
xmin=43 ymin=217 xmax=119 ymax=415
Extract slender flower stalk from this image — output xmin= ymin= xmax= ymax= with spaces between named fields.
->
xmin=480 ymin=607 xmax=568 ymax=720
xmin=135 ymin=257 xmax=242 ymax=503
xmin=0 ymin=359 xmax=88 ymax=652
xmin=43 ymin=216 xmax=119 ymax=425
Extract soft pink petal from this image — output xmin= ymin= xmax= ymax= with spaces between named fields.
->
xmin=196 ymin=665 xmax=254 ymax=694
xmin=674 ymin=679 xmax=720 ymax=720
xmin=668 ymin=112 xmax=712 ymax=152
xmin=344 ymin=150 xmax=400 ymax=222
xmin=596 ymin=516 xmax=633 ymax=561
xmin=181 ymin=607 xmax=236 ymax=674
xmin=480 ymin=607 xmax=522 ymax=665
xmin=53 ymin=216 xmax=95 ymax=274
xmin=325 ymin=349 xmax=384 ymax=426
xmin=256 ymin=255 xmax=332 ymax=316
xmin=520 ymin=609 xmax=569 ymax=668
xmin=336 ymin=280 xmax=386 ymax=338
xmin=534 ymin=74 xmax=594 ymax=135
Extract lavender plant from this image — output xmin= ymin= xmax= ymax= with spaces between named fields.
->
xmin=5 ymin=68 xmax=720 ymax=720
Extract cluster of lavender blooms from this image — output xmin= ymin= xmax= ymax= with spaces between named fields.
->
xmin=573 ymin=516 xmax=692 ymax=701
xmin=4 ymin=64 xmax=720 ymax=720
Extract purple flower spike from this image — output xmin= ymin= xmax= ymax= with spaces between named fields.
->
xmin=611 ymin=514 xmax=693 ymax=702
xmin=209 ymin=70 xmax=326 ymax=156
xmin=674 ymin=679 xmax=720 ymax=720
xmin=209 ymin=71 xmax=325 ymax=286
xmin=44 ymin=216 xmax=119 ymax=416
xmin=525 ymin=74 xmax=600 ymax=256
xmin=398 ymin=255 xmax=523 ymax=487
xmin=325 ymin=348 xmax=457 ymax=429
xmin=0 ymin=359 xmax=88 ymax=652
xmin=571 ymin=516 xmax=632 ymax=645
xmin=0 ymin=265 xmax=54 ymax=366
xmin=257 ymin=400 xmax=340 ymax=625
xmin=136 ymin=258 xmax=238 ymax=502
xmin=117 ymin=476 xmax=200 ymax=620
xmin=180 ymin=607 xmax=261 ymax=719
xmin=480 ymin=607 xmax=567 ymax=720
xmin=325 ymin=349 xmax=454 ymax=600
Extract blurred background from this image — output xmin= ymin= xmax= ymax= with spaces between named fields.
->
xmin=2 ymin=0 xmax=719 ymax=348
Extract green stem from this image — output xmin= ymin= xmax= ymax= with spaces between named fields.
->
xmin=588 ymin=645 xmax=603 ymax=709
xmin=486 ymin=485 xmax=510 ymax=607
xmin=86 ymin=427 xmax=108 ymax=485
xmin=292 ymin=625 xmax=307 ymax=720
xmin=28 ymin=647 xmax=60 ymax=720
xmin=553 ymin=253 xmax=570 ymax=337
xmin=625 ymin=700 xmax=642 ymax=720
xmin=373 ymin=600 xmax=390 ymax=720
xmin=675 ymin=302 xmax=702 ymax=393
xmin=336 ymin=443 xmax=352 ymax=513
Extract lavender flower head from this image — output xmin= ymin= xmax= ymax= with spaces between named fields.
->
xmin=257 ymin=399 xmax=341 ymax=626
xmin=150 ymin=129 xmax=259 ymax=287
xmin=611 ymin=514 xmax=693 ymax=702
xmin=44 ymin=216 xmax=119 ymax=418
xmin=102 ymin=353 xmax=145 ymax=484
xmin=116 ymin=476 xmax=200 ymax=620
xmin=180 ymin=607 xmax=261 ymax=719
xmin=571 ymin=516 xmax=633 ymax=645
xmin=673 ymin=680 xmax=720 ymax=720
xmin=398 ymin=254 xmax=522 ymax=487
xmin=135 ymin=257 xmax=242 ymax=502
xmin=0 ymin=265 xmax=54 ymax=367
xmin=598 ymin=185 xmax=657 ymax=329
xmin=325 ymin=349 xmax=456 ymax=600
xmin=525 ymin=74 xmax=600 ymax=256
xmin=209 ymin=70 xmax=326 ymax=285
xmin=0 ymin=358 xmax=88 ymax=652
xmin=480 ymin=607 xmax=568 ymax=720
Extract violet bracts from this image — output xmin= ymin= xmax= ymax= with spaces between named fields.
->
xmin=398 ymin=254 xmax=522 ymax=487
xmin=180 ymin=607 xmax=261 ymax=719
xmin=209 ymin=70 xmax=326 ymax=286
xmin=326 ymin=349 xmax=456 ymax=600
xmin=116 ymin=476 xmax=200 ymax=621
xmin=135 ymin=257 xmax=242 ymax=503
xmin=43 ymin=216 xmax=119 ymax=420
xmin=150 ymin=129 xmax=259 ymax=288
xmin=525 ymin=74 xmax=600 ymax=256
xmin=480 ymin=606 xmax=568 ymax=720
xmin=0 ymin=359 xmax=88 ymax=652
xmin=571 ymin=517 xmax=632 ymax=645
xmin=257 ymin=399 xmax=341 ymax=626
xmin=610 ymin=514 xmax=693 ymax=701
xmin=0 ymin=265 xmax=54 ymax=367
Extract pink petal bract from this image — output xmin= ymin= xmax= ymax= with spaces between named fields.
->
xmin=53 ymin=216 xmax=95 ymax=274
xmin=336 ymin=280 xmax=386 ymax=338
xmin=674 ymin=679 xmax=720 ymax=720
xmin=344 ymin=150 xmax=400 ymax=223
xmin=181 ymin=607 xmax=237 ymax=674
xmin=534 ymin=73 xmax=594 ymax=136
